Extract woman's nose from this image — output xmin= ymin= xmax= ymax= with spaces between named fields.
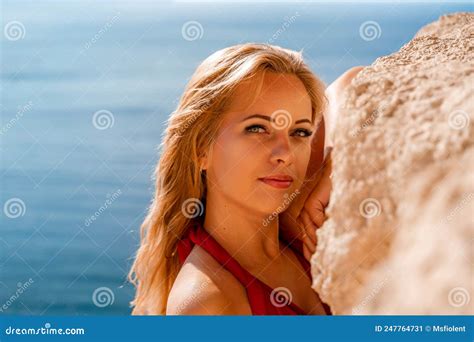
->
xmin=269 ymin=134 xmax=293 ymax=165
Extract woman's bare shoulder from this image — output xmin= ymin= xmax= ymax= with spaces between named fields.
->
xmin=166 ymin=246 xmax=251 ymax=315
xmin=332 ymin=65 xmax=365 ymax=88
xmin=324 ymin=66 xmax=365 ymax=146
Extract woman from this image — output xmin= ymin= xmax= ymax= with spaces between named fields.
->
xmin=128 ymin=43 xmax=361 ymax=315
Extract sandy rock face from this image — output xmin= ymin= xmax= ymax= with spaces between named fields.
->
xmin=312 ymin=13 xmax=473 ymax=314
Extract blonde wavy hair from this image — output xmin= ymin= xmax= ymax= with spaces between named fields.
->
xmin=128 ymin=43 xmax=327 ymax=315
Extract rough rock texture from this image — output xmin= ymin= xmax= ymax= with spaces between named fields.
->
xmin=312 ymin=13 xmax=474 ymax=314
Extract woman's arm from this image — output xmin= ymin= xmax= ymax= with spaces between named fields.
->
xmin=167 ymin=286 xmax=238 ymax=315
xmin=325 ymin=66 xmax=365 ymax=148
xmin=279 ymin=150 xmax=332 ymax=260
xmin=280 ymin=66 xmax=364 ymax=260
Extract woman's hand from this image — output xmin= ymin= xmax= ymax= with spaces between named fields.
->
xmin=298 ymin=152 xmax=332 ymax=261
xmin=279 ymin=149 xmax=332 ymax=262
xmin=280 ymin=65 xmax=364 ymax=261
xmin=279 ymin=119 xmax=326 ymax=256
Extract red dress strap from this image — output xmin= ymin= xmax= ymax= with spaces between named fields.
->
xmin=280 ymin=235 xmax=332 ymax=315
xmin=176 ymin=221 xmax=332 ymax=315
xmin=176 ymin=221 xmax=255 ymax=287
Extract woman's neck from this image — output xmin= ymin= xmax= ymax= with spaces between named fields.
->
xmin=203 ymin=191 xmax=283 ymax=270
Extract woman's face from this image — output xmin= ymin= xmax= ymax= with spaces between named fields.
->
xmin=203 ymin=71 xmax=315 ymax=216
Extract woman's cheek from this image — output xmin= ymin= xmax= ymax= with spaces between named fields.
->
xmin=295 ymin=142 xmax=312 ymax=180
xmin=218 ymin=134 xmax=260 ymax=172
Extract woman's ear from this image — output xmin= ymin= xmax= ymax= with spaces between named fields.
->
xmin=198 ymin=138 xmax=215 ymax=172
xmin=198 ymin=153 xmax=209 ymax=172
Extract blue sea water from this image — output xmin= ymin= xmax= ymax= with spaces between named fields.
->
xmin=0 ymin=0 xmax=472 ymax=315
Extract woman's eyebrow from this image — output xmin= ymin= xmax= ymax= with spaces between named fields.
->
xmin=240 ymin=114 xmax=313 ymax=124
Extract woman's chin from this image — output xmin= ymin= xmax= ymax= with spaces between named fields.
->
xmin=253 ymin=202 xmax=290 ymax=223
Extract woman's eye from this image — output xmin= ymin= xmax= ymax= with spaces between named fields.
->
xmin=292 ymin=129 xmax=313 ymax=138
xmin=245 ymin=125 xmax=267 ymax=134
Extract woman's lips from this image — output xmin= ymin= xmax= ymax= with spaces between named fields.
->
xmin=258 ymin=176 xmax=294 ymax=189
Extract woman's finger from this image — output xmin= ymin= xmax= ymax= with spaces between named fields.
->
xmin=308 ymin=156 xmax=333 ymax=210
xmin=302 ymin=232 xmax=316 ymax=254
xmin=302 ymin=243 xmax=312 ymax=262
xmin=309 ymin=204 xmax=326 ymax=227
xmin=295 ymin=217 xmax=306 ymax=239
xmin=300 ymin=210 xmax=317 ymax=244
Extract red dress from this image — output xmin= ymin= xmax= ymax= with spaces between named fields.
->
xmin=176 ymin=221 xmax=332 ymax=315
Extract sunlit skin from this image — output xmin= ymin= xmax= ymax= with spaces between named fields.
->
xmin=168 ymin=71 xmax=328 ymax=315
xmin=201 ymin=71 xmax=315 ymax=266
xmin=167 ymin=67 xmax=364 ymax=315
xmin=280 ymin=65 xmax=365 ymax=260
